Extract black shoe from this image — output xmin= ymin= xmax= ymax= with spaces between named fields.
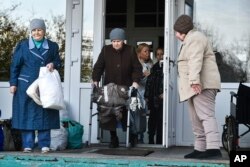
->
xmin=184 ymin=150 xmax=205 ymax=159
xmin=130 ymin=134 xmax=138 ymax=147
xmin=148 ymin=136 xmax=154 ymax=144
xmin=109 ymin=136 xmax=119 ymax=148
xmin=196 ymin=149 xmax=222 ymax=159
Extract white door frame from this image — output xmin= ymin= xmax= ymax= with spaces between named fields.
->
xmin=93 ymin=0 xmax=105 ymax=64
xmin=91 ymin=0 xmax=179 ymax=147
xmin=163 ymin=0 xmax=177 ymax=148
xmin=175 ymin=0 xmax=195 ymax=146
xmin=64 ymin=0 xmax=105 ymax=143
xmin=64 ymin=0 xmax=83 ymax=121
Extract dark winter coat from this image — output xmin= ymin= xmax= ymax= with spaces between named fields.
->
xmin=9 ymin=37 xmax=61 ymax=130
xmin=92 ymin=44 xmax=143 ymax=130
xmin=92 ymin=44 xmax=143 ymax=87
xmin=144 ymin=61 xmax=163 ymax=109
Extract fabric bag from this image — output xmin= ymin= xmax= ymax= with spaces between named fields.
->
xmin=0 ymin=119 xmax=22 ymax=151
xmin=129 ymin=89 xmax=146 ymax=135
xmin=62 ymin=120 xmax=83 ymax=149
xmin=0 ymin=119 xmax=15 ymax=151
xmin=130 ymin=108 xmax=147 ymax=135
xmin=92 ymin=83 xmax=129 ymax=106
xmin=38 ymin=67 xmax=65 ymax=110
xmin=97 ymin=105 xmax=124 ymax=131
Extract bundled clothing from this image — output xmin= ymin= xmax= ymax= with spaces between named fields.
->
xmin=92 ymin=83 xmax=129 ymax=131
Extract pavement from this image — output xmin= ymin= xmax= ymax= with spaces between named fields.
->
xmin=0 ymin=145 xmax=230 ymax=167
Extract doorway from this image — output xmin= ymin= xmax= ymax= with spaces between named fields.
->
xmin=98 ymin=0 xmax=177 ymax=147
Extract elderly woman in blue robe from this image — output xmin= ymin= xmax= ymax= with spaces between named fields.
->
xmin=9 ymin=18 xmax=61 ymax=153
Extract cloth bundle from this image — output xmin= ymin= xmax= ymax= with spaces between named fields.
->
xmin=92 ymin=83 xmax=129 ymax=107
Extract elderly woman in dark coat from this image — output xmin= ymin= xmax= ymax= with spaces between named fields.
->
xmin=92 ymin=28 xmax=143 ymax=148
xmin=9 ymin=19 xmax=61 ymax=153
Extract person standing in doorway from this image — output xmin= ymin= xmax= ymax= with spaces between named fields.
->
xmin=136 ymin=43 xmax=153 ymax=143
xmin=92 ymin=28 xmax=143 ymax=148
xmin=144 ymin=47 xmax=164 ymax=144
xmin=174 ymin=14 xmax=222 ymax=159
xmin=10 ymin=18 xmax=61 ymax=153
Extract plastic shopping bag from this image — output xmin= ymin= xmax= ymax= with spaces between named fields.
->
xmin=26 ymin=79 xmax=42 ymax=105
xmin=50 ymin=123 xmax=68 ymax=151
xmin=62 ymin=119 xmax=83 ymax=149
xmin=39 ymin=67 xmax=65 ymax=110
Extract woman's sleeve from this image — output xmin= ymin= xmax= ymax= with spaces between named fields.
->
xmin=92 ymin=47 xmax=105 ymax=82
xmin=10 ymin=42 xmax=24 ymax=86
xmin=131 ymin=47 xmax=143 ymax=83
xmin=144 ymin=67 xmax=154 ymax=98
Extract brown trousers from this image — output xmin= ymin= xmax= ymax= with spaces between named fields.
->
xmin=188 ymin=89 xmax=220 ymax=151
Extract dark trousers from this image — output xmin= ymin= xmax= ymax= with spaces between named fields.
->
xmin=148 ymin=102 xmax=163 ymax=144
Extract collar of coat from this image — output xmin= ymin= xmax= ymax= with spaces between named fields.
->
xmin=29 ymin=36 xmax=49 ymax=50
xmin=182 ymin=29 xmax=197 ymax=44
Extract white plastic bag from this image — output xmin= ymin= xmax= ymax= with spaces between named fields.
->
xmin=50 ymin=124 xmax=68 ymax=151
xmin=39 ymin=67 xmax=65 ymax=110
xmin=26 ymin=79 xmax=42 ymax=105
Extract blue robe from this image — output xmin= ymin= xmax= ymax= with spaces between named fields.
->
xmin=9 ymin=37 xmax=61 ymax=130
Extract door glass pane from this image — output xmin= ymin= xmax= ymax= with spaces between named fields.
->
xmin=135 ymin=14 xmax=157 ymax=27
xmin=194 ymin=0 xmax=250 ymax=82
xmin=134 ymin=0 xmax=164 ymax=27
xmin=135 ymin=0 xmax=156 ymax=13
xmin=106 ymin=15 xmax=127 ymax=28
xmin=106 ymin=0 xmax=127 ymax=13
xmin=106 ymin=0 xmax=127 ymax=28
xmin=0 ymin=0 xmax=66 ymax=81
xmin=81 ymin=0 xmax=94 ymax=82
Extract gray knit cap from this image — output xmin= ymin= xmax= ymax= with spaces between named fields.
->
xmin=174 ymin=15 xmax=193 ymax=34
xmin=109 ymin=28 xmax=126 ymax=41
xmin=30 ymin=19 xmax=46 ymax=32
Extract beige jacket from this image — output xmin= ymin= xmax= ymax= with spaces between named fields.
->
xmin=177 ymin=29 xmax=221 ymax=102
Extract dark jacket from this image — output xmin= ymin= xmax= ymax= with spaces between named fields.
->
xmin=144 ymin=61 xmax=163 ymax=109
xmin=92 ymin=44 xmax=143 ymax=87
xmin=92 ymin=44 xmax=142 ymax=131
xmin=10 ymin=37 xmax=61 ymax=130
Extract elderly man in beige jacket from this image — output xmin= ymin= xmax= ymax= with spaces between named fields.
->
xmin=174 ymin=15 xmax=222 ymax=159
